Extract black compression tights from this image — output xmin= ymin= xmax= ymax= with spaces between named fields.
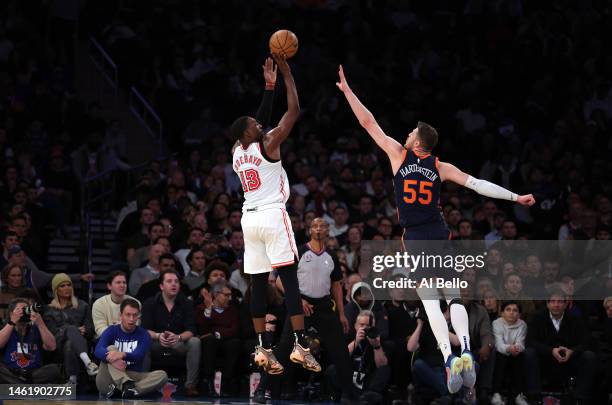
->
xmin=250 ymin=259 xmax=302 ymax=318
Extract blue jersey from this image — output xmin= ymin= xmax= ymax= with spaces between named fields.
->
xmin=95 ymin=324 xmax=151 ymax=371
xmin=3 ymin=326 xmax=42 ymax=370
xmin=393 ymin=149 xmax=444 ymax=229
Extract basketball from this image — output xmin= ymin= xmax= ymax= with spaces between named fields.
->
xmin=269 ymin=30 xmax=298 ymax=59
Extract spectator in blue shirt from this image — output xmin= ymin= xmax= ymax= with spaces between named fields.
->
xmin=95 ymin=298 xmax=167 ymax=399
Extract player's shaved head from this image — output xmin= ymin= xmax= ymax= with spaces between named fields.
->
xmin=230 ymin=116 xmax=250 ymax=141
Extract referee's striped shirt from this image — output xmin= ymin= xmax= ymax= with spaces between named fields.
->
xmin=297 ymin=243 xmax=342 ymax=299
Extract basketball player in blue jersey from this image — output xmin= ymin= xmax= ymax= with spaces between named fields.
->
xmin=336 ymin=65 xmax=535 ymax=394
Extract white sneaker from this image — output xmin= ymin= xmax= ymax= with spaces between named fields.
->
xmin=515 ymin=393 xmax=529 ymax=405
xmin=490 ymin=392 xmax=504 ymax=405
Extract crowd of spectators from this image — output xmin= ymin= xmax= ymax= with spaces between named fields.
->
xmin=0 ymin=0 xmax=611 ymax=404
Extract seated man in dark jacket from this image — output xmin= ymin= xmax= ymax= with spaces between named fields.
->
xmin=524 ymin=289 xmax=596 ymax=403
xmin=195 ymin=280 xmax=241 ymax=396
xmin=141 ymin=270 xmax=201 ymax=396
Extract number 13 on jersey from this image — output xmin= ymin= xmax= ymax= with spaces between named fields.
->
xmin=403 ymin=180 xmax=432 ymax=204
xmin=239 ymin=169 xmax=261 ymax=193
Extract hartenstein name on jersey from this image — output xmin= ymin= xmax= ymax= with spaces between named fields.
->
xmin=399 ymin=164 xmax=438 ymax=182
xmin=234 ymin=154 xmax=262 ymax=172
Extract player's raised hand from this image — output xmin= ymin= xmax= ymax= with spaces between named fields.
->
xmin=336 ymin=65 xmax=350 ymax=93
xmin=271 ymin=53 xmax=291 ymax=76
xmin=262 ymin=57 xmax=277 ymax=85
xmin=517 ymin=194 xmax=536 ymax=206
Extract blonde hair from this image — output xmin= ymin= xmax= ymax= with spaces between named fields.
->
xmin=603 ymin=296 xmax=612 ymax=308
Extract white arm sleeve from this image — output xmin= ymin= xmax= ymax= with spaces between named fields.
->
xmin=464 ymin=175 xmax=518 ymax=202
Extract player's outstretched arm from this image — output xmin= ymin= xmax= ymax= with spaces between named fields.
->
xmin=336 ymin=65 xmax=404 ymax=171
xmin=264 ymin=54 xmax=299 ymax=157
xmin=439 ymin=161 xmax=536 ymax=206
xmin=255 ymin=57 xmax=276 ymax=128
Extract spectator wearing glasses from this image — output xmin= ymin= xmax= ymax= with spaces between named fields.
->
xmin=196 ymin=280 xmax=241 ymax=396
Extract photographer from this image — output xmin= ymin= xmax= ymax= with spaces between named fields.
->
xmin=0 ymin=298 xmax=62 ymax=383
xmin=335 ymin=310 xmax=390 ymax=404
xmin=344 ymin=282 xmax=389 ymax=341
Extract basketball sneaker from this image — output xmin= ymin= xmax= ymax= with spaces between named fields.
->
xmin=460 ymin=349 xmax=477 ymax=388
xmin=290 ymin=342 xmax=321 ymax=372
xmin=445 ymin=354 xmax=464 ymax=394
xmin=254 ymin=346 xmax=284 ymax=375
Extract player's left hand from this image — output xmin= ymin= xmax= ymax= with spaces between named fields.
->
xmin=262 ymin=57 xmax=277 ymax=85
xmin=336 ymin=65 xmax=350 ymax=93
xmin=517 ymin=194 xmax=536 ymax=206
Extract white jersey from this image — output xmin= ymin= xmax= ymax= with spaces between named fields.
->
xmin=232 ymin=141 xmax=290 ymax=211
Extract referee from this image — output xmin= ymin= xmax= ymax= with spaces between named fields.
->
xmin=274 ymin=217 xmax=353 ymax=401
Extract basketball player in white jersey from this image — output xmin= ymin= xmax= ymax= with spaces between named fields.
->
xmin=230 ymin=55 xmax=320 ymax=375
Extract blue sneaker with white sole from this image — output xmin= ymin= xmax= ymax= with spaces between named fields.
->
xmin=460 ymin=350 xmax=477 ymax=388
xmin=445 ymin=354 xmax=464 ymax=394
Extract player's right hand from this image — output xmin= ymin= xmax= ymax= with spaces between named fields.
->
xmin=517 ymin=194 xmax=536 ymax=206
xmin=271 ymin=53 xmax=291 ymax=76
xmin=336 ymin=65 xmax=350 ymax=93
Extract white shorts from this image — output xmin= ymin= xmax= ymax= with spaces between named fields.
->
xmin=241 ymin=207 xmax=299 ymax=274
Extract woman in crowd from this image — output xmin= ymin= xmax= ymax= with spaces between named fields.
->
xmin=43 ymin=273 xmax=98 ymax=384
xmin=0 ymin=264 xmax=27 ymax=319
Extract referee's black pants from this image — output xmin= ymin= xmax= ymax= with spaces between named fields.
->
xmin=275 ymin=295 xmax=353 ymax=396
